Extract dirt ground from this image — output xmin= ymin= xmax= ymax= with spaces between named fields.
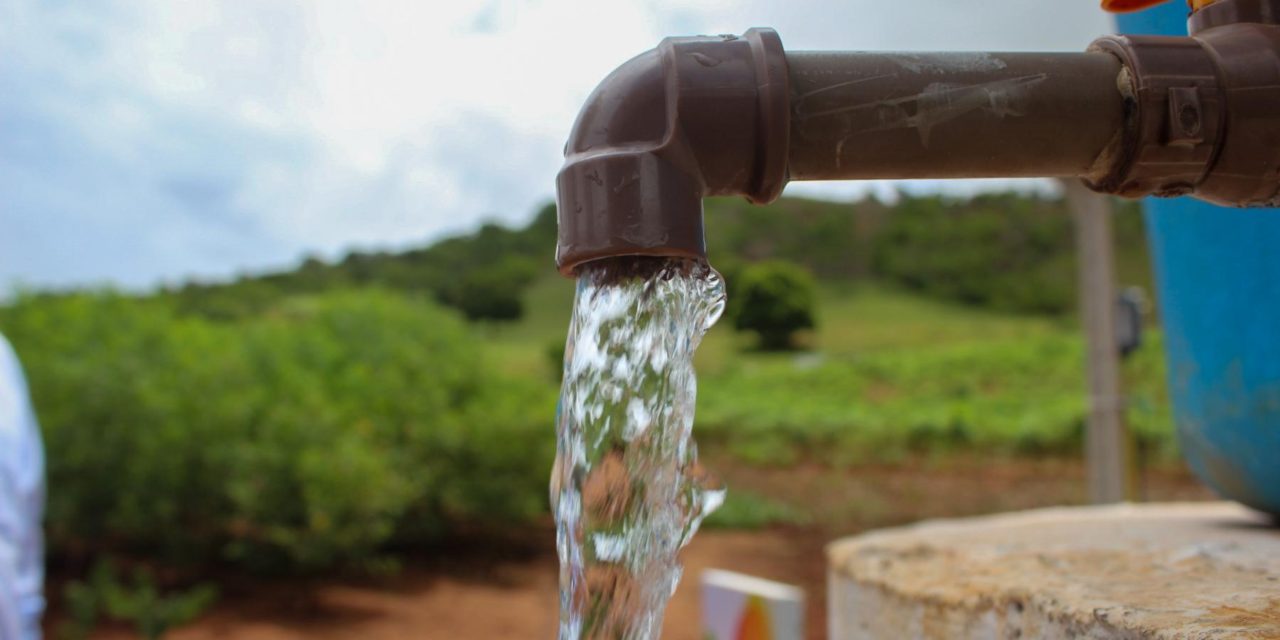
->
xmin=72 ymin=458 xmax=1214 ymax=640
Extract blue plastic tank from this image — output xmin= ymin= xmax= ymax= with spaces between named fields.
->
xmin=1117 ymin=3 xmax=1280 ymax=516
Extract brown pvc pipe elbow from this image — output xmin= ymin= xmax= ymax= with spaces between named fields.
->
xmin=555 ymin=28 xmax=790 ymax=275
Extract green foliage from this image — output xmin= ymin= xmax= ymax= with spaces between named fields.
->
xmin=103 ymin=572 xmax=217 ymax=640
xmin=0 ymin=192 xmax=1178 ymax=586
xmin=57 ymin=572 xmax=101 ymax=640
xmin=703 ymin=491 xmax=809 ymax=529
xmin=437 ymin=255 xmax=539 ymax=321
xmin=59 ymin=563 xmax=217 ymax=637
xmin=1 ymin=289 xmax=554 ymax=573
xmin=694 ymin=321 xmax=1175 ymax=466
xmin=871 ymin=194 xmax=1074 ymax=313
xmin=166 ymin=203 xmax=559 ymax=322
xmin=730 ymin=261 xmax=818 ymax=350
xmin=871 ymin=193 xmax=1153 ymax=314
xmin=59 ymin=562 xmax=217 ymax=640
xmin=546 ymin=338 xmax=567 ymax=382
xmin=704 ymin=193 xmax=1152 ymax=316
xmin=478 ymin=273 xmax=1177 ymax=470
xmin=163 ymin=193 xmax=1151 ymax=321
xmin=705 ymin=196 xmax=884 ymax=279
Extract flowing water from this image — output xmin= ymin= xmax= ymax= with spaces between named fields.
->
xmin=553 ymin=257 xmax=727 ymax=640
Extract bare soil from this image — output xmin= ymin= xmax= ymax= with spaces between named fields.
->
xmin=68 ymin=458 xmax=1213 ymax=640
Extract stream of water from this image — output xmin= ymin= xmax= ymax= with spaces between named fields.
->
xmin=553 ymin=257 xmax=727 ymax=640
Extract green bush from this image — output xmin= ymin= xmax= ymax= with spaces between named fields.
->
xmin=705 ymin=196 xmax=881 ymax=279
xmin=58 ymin=561 xmax=218 ymax=640
xmin=730 ymin=261 xmax=818 ymax=351
xmin=165 ymin=194 xmax=1151 ymax=321
xmin=165 ymin=204 xmax=560 ymax=322
xmin=0 ymin=289 xmax=554 ymax=573
xmin=437 ymin=255 xmax=539 ymax=321
xmin=871 ymin=194 xmax=1076 ymax=313
xmin=868 ymin=193 xmax=1152 ymax=315
xmin=58 ymin=562 xmax=218 ymax=640
xmin=704 ymin=491 xmax=808 ymax=530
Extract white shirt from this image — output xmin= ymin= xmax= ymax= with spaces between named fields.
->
xmin=0 ymin=334 xmax=44 ymax=640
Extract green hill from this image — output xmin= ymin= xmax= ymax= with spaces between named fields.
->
xmin=161 ymin=192 xmax=1153 ymax=321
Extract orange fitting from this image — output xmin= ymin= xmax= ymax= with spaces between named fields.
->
xmin=1101 ymin=0 xmax=1173 ymax=12
xmin=1102 ymin=0 xmax=1216 ymax=12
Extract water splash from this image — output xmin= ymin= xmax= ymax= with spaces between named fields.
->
xmin=553 ymin=257 xmax=727 ymax=640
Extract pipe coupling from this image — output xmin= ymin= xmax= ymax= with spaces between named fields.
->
xmin=1089 ymin=5 xmax=1280 ymax=206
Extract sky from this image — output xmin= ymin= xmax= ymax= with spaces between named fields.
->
xmin=0 ymin=0 xmax=1112 ymax=291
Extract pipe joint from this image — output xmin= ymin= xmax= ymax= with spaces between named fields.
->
xmin=555 ymin=28 xmax=790 ymax=274
xmin=1088 ymin=4 xmax=1280 ymax=206
xmin=1087 ymin=34 xmax=1226 ymax=199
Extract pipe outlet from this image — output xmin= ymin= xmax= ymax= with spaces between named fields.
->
xmin=555 ymin=28 xmax=790 ymax=274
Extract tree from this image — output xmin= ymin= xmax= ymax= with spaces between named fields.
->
xmin=438 ymin=255 xmax=539 ymax=321
xmin=730 ymin=260 xmax=817 ymax=350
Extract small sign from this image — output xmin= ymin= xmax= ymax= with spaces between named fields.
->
xmin=701 ymin=569 xmax=804 ymax=640
xmin=1116 ymin=286 xmax=1146 ymax=359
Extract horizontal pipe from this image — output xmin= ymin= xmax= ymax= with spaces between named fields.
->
xmin=786 ymin=51 xmax=1125 ymax=181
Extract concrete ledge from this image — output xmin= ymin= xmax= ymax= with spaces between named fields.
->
xmin=828 ymin=502 xmax=1280 ymax=639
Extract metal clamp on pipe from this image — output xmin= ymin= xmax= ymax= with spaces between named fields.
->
xmin=555 ymin=0 xmax=1280 ymax=273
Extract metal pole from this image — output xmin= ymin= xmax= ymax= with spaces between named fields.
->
xmin=1063 ymin=179 xmax=1129 ymax=504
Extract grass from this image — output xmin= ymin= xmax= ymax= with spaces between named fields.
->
xmin=695 ymin=281 xmax=1068 ymax=375
xmin=483 ymin=277 xmax=1067 ymax=371
xmin=474 ymin=275 xmax=574 ymax=381
xmin=484 ymin=273 xmax=1176 ymax=466
xmin=702 ymin=491 xmax=810 ymax=529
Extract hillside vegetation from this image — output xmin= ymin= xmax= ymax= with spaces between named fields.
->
xmin=0 ymin=192 xmax=1170 ymax=577
xmin=162 ymin=193 xmax=1153 ymax=320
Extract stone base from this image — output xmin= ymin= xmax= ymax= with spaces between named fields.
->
xmin=828 ymin=502 xmax=1280 ymax=639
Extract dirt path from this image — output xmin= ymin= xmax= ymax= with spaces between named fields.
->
xmin=76 ymin=459 xmax=1212 ymax=640
xmin=109 ymin=530 xmax=821 ymax=640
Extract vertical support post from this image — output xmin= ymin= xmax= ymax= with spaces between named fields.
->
xmin=1063 ymin=179 xmax=1129 ymax=504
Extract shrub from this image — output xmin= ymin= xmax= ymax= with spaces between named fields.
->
xmin=0 ymin=289 xmax=554 ymax=573
xmin=58 ymin=561 xmax=218 ymax=640
xmin=730 ymin=261 xmax=818 ymax=350
xmin=437 ymin=256 xmax=538 ymax=321
xmin=871 ymin=194 xmax=1076 ymax=313
xmin=704 ymin=491 xmax=808 ymax=530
